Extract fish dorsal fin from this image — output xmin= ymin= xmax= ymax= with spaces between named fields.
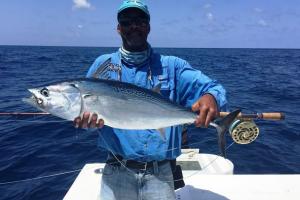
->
xmin=152 ymin=83 xmax=162 ymax=94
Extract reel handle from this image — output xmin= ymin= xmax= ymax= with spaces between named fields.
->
xmin=219 ymin=112 xmax=285 ymax=120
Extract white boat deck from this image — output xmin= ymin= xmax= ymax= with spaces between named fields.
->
xmin=64 ymin=150 xmax=299 ymax=200
xmin=176 ymin=174 xmax=299 ymax=200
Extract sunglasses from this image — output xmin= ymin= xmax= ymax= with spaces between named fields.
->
xmin=119 ymin=18 xmax=149 ymax=27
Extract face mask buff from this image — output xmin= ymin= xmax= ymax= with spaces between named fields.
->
xmin=119 ymin=44 xmax=151 ymax=65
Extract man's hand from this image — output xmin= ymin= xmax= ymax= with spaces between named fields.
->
xmin=192 ymin=94 xmax=219 ymax=128
xmin=74 ymin=112 xmax=104 ymax=129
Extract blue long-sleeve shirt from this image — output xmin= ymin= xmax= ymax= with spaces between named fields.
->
xmin=86 ymin=50 xmax=227 ymax=161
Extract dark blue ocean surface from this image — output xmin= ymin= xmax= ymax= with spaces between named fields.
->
xmin=0 ymin=46 xmax=299 ymax=200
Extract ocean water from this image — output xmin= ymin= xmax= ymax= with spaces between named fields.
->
xmin=0 ymin=46 xmax=299 ymax=200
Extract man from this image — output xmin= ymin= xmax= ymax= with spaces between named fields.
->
xmin=75 ymin=1 xmax=227 ymax=199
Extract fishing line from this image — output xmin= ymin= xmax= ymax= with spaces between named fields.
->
xmin=0 ymin=112 xmax=50 ymax=115
xmin=98 ymin=130 xmax=218 ymax=163
xmin=173 ymin=141 xmax=235 ymax=183
xmin=0 ymin=130 xmax=231 ymax=185
xmin=0 ymin=169 xmax=82 ymax=185
xmin=0 ymin=112 xmax=68 ymax=124
xmin=0 ymin=139 xmax=209 ymax=185
xmin=0 ymin=139 xmax=234 ymax=185
xmin=98 ymin=130 xmax=235 ymax=183
xmin=0 ymin=119 xmax=68 ymax=124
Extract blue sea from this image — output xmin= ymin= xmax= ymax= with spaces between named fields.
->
xmin=0 ymin=46 xmax=299 ymax=200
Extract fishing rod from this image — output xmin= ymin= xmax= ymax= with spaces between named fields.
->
xmin=220 ymin=112 xmax=285 ymax=121
xmin=0 ymin=111 xmax=285 ymax=146
xmin=0 ymin=111 xmax=285 ymax=120
xmin=0 ymin=112 xmax=50 ymax=116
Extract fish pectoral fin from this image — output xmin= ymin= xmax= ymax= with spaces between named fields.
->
xmin=152 ymin=83 xmax=162 ymax=94
xmin=79 ymin=93 xmax=95 ymax=115
xmin=82 ymin=94 xmax=93 ymax=99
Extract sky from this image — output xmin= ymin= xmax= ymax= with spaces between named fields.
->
xmin=0 ymin=0 xmax=299 ymax=48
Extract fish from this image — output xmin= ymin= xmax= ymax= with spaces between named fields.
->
xmin=23 ymin=78 xmax=198 ymax=130
xmin=23 ymin=78 xmax=240 ymax=157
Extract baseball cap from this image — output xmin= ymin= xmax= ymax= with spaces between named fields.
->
xmin=118 ymin=0 xmax=150 ymax=21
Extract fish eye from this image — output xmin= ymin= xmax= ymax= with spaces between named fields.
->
xmin=40 ymin=88 xmax=49 ymax=97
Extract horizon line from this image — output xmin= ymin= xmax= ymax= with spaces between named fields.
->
xmin=0 ymin=44 xmax=299 ymax=50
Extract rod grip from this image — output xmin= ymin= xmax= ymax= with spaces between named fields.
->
xmin=219 ymin=112 xmax=285 ymax=120
xmin=261 ymin=112 xmax=285 ymax=120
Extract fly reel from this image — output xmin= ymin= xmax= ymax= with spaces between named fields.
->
xmin=229 ymin=120 xmax=259 ymax=144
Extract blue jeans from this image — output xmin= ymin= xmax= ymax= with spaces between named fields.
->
xmin=100 ymin=161 xmax=176 ymax=200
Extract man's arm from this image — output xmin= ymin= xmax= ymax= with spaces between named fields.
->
xmin=175 ymin=58 xmax=228 ymax=127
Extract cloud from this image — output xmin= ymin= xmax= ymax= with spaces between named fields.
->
xmin=73 ymin=0 xmax=91 ymax=9
xmin=160 ymin=19 xmax=180 ymax=26
xmin=204 ymin=3 xmax=212 ymax=9
xmin=77 ymin=24 xmax=83 ymax=29
xmin=206 ymin=12 xmax=214 ymax=21
xmin=254 ymin=8 xmax=263 ymax=13
xmin=258 ymin=19 xmax=267 ymax=27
